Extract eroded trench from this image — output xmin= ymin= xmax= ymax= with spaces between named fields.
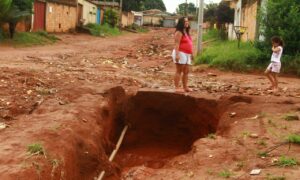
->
xmin=101 ymin=88 xmax=222 ymax=179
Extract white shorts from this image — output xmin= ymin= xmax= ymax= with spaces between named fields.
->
xmin=267 ymin=62 xmax=281 ymax=73
xmin=172 ymin=49 xmax=192 ymax=65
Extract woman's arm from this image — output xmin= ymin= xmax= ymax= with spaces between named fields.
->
xmin=174 ymin=31 xmax=182 ymax=61
xmin=272 ymin=46 xmax=281 ymax=53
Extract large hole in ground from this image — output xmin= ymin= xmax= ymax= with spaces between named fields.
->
xmin=112 ymin=91 xmax=220 ymax=172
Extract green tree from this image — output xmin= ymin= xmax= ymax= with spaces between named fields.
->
xmin=104 ymin=8 xmax=119 ymax=27
xmin=0 ymin=0 xmax=12 ymax=18
xmin=216 ymin=2 xmax=234 ymax=25
xmin=1 ymin=0 xmax=33 ymax=38
xmin=142 ymin=0 xmax=166 ymax=11
xmin=204 ymin=3 xmax=218 ymax=27
xmin=121 ymin=0 xmax=143 ymax=11
xmin=259 ymin=0 xmax=300 ymax=55
xmin=176 ymin=2 xmax=197 ymax=16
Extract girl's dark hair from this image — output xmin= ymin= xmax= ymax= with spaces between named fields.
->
xmin=176 ymin=17 xmax=190 ymax=36
xmin=271 ymin=36 xmax=284 ymax=46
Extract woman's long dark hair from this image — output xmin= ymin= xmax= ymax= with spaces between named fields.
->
xmin=176 ymin=17 xmax=190 ymax=36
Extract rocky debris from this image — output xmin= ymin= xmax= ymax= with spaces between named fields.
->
xmin=230 ymin=112 xmax=237 ymax=117
xmin=0 ymin=122 xmax=7 ymax=130
xmin=249 ymin=133 xmax=259 ymax=138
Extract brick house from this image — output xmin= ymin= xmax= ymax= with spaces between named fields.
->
xmin=45 ymin=0 xmax=77 ymax=32
xmin=32 ymin=0 xmax=77 ymax=32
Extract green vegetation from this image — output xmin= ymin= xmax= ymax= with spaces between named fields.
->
xmin=196 ymin=0 xmax=300 ymax=75
xmin=2 ymin=31 xmax=58 ymax=46
xmin=203 ymin=29 xmax=219 ymax=42
xmin=257 ymin=151 xmax=268 ymax=158
xmin=266 ymin=174 xmax=286 ymax=180
xmin=104 ymin=8 xmax=119 ymax=27
xmin=85 ymin=23 xmax=121 ymax=37
xmin=0 ymin=0 xmax=33 ymax=38
xmin=207 ymin=133 xmax=217 ymax=139
xmin=259 ymin=0 xmax=300 ymax=56
xmin=287 ymin=134 xmax=300 ymax=145
xmin=122 ymin=0 xmax=166 ymax=12
xmin=126 ymin=24 xmax=149 ymax=33
xmin=257 ymin=139 xmax=267 ymax=147
xmin=195 ymin=40 xmax=264 ymax=72
xmin=218 ymin=169 xmax=233 ymax=178
xmin=27 ymin=143 xmax=44 ymax=155
xmin=283 ymin=114 xmax=299 ymax=121
xmin=275 ymin=156 xmax=298 ymax=167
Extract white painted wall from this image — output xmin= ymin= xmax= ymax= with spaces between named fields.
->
xmin=78 ymin=0 xmax=97 ymax=25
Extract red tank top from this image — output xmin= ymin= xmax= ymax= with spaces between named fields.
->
xmin=179 ymin=34 xmax=193 ymax=54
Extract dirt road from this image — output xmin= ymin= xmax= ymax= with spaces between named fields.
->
xmin=0 ymin=29 xmax=300 ymax=180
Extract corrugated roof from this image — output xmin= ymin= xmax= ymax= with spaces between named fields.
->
xmin=47 ymin=0 xmax=77 ymax=6
xmin=91 ymin=1 xmax=119 ymax=7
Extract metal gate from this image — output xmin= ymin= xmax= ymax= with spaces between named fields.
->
xmin=77 ymin=4 xmax=83 ymax=25
xmin=97 ymin=8 xmax=101 ymax=24
xmin=33 ymin=1 xmax=46 ymax=31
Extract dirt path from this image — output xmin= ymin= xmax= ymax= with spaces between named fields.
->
xmin=0 ymin=29 xmax=300 ymax=180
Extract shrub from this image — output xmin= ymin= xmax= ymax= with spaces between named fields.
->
xmin=275 ymin=156 xmax=298 ymax=167
xmin=85 ymin=23 xmax=120 ymax=37
xmin=104 ymin=8 xmax=119 ymax=27
xmin=259 ymin=0 xmax=300 ymax=56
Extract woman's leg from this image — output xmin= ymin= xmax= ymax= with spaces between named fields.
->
xmin=182 ymin=65 xmax=192 ymax=92
xmin=174 ymin=64 xmax=184 ymax=92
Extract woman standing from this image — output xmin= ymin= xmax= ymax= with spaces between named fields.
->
xmin=172 ymin=17 xmax=193 ymax=93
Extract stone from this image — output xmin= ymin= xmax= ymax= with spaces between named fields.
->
xmin=250 ymin=169 xmax=261 ymax=175
xmin=230 ymin=112 xmax=237 ymax=117
xmin=250 ymin=133 xmax=259 ymax=138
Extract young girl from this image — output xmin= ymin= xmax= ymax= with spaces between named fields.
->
xmin=265 ymin=36 xmax=284 ymax=91
xmin=172 ymin=17 xmax=193 ymax=93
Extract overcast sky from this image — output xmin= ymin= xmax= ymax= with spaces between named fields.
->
xmin=163 ymin=0 xmax=222 ymax=13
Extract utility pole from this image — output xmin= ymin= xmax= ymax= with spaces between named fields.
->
xmin=185 ymin=0 xmax=188 ymax=16
xmin=119 ymin=0 xmax=123 ymax=28
xmin=196 ymin=0 xmax=204 ymax=55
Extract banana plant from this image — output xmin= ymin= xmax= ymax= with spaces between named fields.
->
xmin=0 ymin=0 xmax=32 ymax=38
xmin=0 ymin=0 xmax=12 ymax=20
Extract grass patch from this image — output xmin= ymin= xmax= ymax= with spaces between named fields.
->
xmin=207 ymin=133 xmax=216 ymax=139
xmin=195 ymin=40 xmax=265 ymax=72
xmin=218 ymin=169 xmax=233 ymax=178
xmin=126 ymin=24 xmax=149 ymax=33
xmin=266 ymin=174 xmax=286 ymax=180
xmin=203 ymin=29 xmax=220 ymax=42
xmin=85 ymin=23 xmax=121 ymax=37
xmin=275 ymin=156 xmax=298 ymax=167
xmin=257 ymin=139 xmax=267 ymax=146
xmin=2 ymin=31 xmax=58 ymax=47
xmin=27 ymin=143 xmax=44 ymax=155
xmin=283 ymin=114 xmax=299 ymax=121
xmin=257 ymin=151 xmax=269 ymax=158
xmin=287 ymin=134 xmax=300 ymax=144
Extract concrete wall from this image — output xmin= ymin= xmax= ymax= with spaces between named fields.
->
xmin=241 ymin=0 xmax=258 ymax=41
xmin=163 ymin=19 xmax=176 ymax=28
xmin=46 ymin=2 xmax=77 ymax=32
xmin=143 ymin=15 xmax=162 ymax=26
xmin=78 ymin=0 xmax=97 ymax=25
xmin=122 ymin=12 xmax=134 ymax=27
